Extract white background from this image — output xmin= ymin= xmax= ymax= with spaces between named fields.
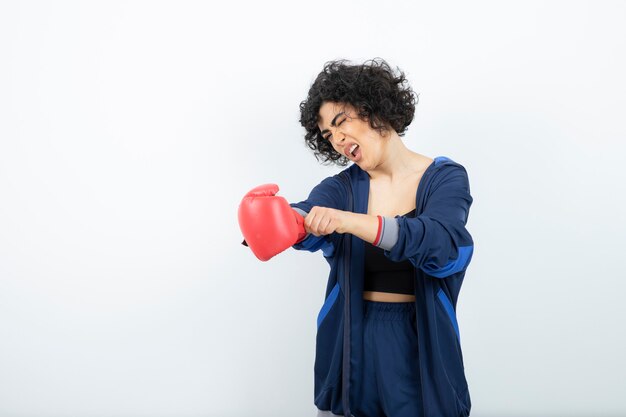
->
xmin=1 ymin=1 xmax=625 ymax=416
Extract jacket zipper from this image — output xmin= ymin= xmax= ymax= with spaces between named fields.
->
xmin=339 ymin=172 xmax=353 ymax=417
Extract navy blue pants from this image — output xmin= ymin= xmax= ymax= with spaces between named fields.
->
xmin=354 ymin=300 xmax=422 ymax=417
xmin=316 ymin=301 xmax=422 ymax=417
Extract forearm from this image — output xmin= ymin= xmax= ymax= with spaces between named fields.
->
xmin=343 ymin=212 xmax=399 ymax=250
xmin=343 ymin=212 xmax=380 ymax=244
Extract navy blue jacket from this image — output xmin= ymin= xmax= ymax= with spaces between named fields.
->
xmin=290 ymin=156 xmax=474 ymax=417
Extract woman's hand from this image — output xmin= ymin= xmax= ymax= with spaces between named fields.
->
xmin=304 ymin=206 xmax=353 ymax=236
xmin=304 ymin=207 xmax=380 ymax=244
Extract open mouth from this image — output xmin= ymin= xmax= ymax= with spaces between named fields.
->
xmin=348 ymin=143 xmax=360 ymax=158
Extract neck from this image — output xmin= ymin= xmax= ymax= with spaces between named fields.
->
xmin=366 ymin=132 xmax=419 ymax=183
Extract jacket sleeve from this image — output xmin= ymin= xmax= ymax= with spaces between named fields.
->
xmin=289 ymin=175 xmax=347 ymax=258
xmin=378 ymin=165 xmax=474 ymax=278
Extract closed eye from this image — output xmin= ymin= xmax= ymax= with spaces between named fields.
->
xmin=324 ymin=119 xmax=345 ymax=141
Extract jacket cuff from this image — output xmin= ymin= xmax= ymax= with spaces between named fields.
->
xmin=292 ymin=207 xmax=308 ymax=218
xmin=372 ymin=216 xmax=399 ymax=251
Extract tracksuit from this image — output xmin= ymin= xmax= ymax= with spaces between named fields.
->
xmin=290 ymin=156 xmax=474 ymax=417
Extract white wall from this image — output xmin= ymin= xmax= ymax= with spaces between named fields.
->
xmin=1 ymin=1 xmax=624 ymax=416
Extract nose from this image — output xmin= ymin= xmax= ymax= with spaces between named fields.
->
xmin=329 ymin=127 xmax=346 ymax=144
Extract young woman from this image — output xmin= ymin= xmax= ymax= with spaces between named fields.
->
xmin=239 ymin=58 xmax=474 ymax=417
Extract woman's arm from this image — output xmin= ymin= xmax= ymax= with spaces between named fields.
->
xmin=379 ymin=165 xmax=474 ymax=277
xmin=317 ymin=165 xmax=474 ymax=278
xmin=339 ymin=212 xmax=379 ymax=244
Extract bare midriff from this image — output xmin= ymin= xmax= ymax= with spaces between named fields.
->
xmin=363 ymin=291 xmax=416 ymax=302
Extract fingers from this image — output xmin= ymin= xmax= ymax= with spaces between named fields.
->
xmin=318 ymin=216 xmax=335 ymax=236
xmin=304 ymin=211 xmax=322 ymax=236
xmin=305 ymin=207 xmax=337 ymax=237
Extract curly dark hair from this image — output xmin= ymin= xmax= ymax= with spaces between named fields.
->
xmin=299 ymin=58 xmax=418 ymax=166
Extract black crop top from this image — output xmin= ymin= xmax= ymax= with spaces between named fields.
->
xmin=363 ymin=208 xmax=416 ymax=295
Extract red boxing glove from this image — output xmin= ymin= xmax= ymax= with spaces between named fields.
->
xmin=238 ymin=183 xmax=307 ymax=261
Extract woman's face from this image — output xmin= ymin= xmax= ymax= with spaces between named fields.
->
xmin=317 ymin=101 xmax=386 ymax=169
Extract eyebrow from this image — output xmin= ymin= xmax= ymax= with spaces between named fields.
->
xmin=320 ymin=112 xmax=345 ymax=136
